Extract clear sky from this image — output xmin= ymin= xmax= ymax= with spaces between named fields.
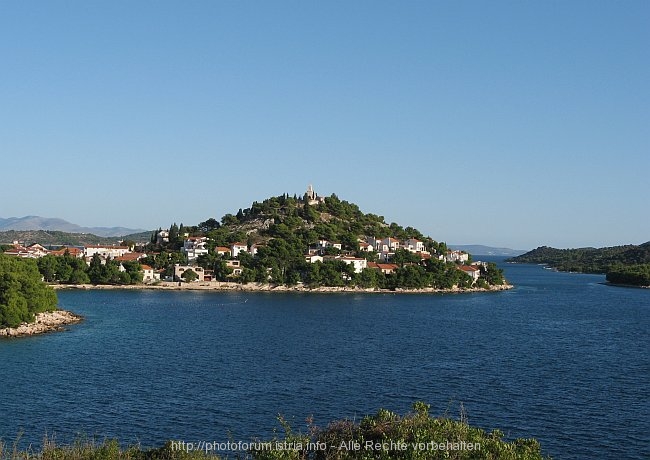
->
xmin=1 ymin=1 xmax=648 ymax=250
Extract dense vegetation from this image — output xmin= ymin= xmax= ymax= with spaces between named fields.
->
xmin=606 ymin=264 xmax=650 ymax=287
xmin=508 ymin=243 xmax=650 ymax=286
xmin=33 ymin=253 xmax=143 ymax=286
xmin=0 ymin=403 xmax=548 ymax=459
xmin=0 ymin=254 xmax=58 ymax=328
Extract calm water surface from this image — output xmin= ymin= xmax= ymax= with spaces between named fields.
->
xmin=1 ymin=259 xmax=648 ymax=459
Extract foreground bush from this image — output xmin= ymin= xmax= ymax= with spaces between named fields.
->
xmin=0 ymin=403 xmax=549 ymax=459
xmin=253 ymin=402 xmax=548 ymax=459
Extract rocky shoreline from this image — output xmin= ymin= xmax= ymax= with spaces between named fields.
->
xmin=0 ymin=310 xmax=83 ymax=338
xmin=52 ymin=281 xmax=513 ymax=294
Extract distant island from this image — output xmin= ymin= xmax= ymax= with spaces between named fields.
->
xmin=448 ymin=244 xmax=527 ymax=257
xmin=507 ymin=243 xmax=650 ymax=287
xmin=1 ymin=186 xmax=511 ymax=329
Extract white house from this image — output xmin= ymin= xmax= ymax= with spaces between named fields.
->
xmin=231 ymin=242 xmax=248 ymax=258
xmin=85 ymin=245 xmax=130 ymax=259
xmin=446 ymin=250 xmax=469 ymax=263
xmin=156 ymin=230 xmax=169 ymax=244
xmin=141 ymin=264 xmax=160 ymax=283
xmin=182 ymin=237 xmax=209 ymax=261
xmin=305 ymin=254 xmax=324 ymax=263
xmin=358 ymin=242 xmax=374 ymax=252
xmin=378 ymin=251 xmax=395 ymax=262
xmin=458 ymin=265 xmax=480 ymax=282
xmin=339 ymin=256 xmax=367 ymax=273
xmin=404 ymin=238 xmax=425 ymax=253
xmin=382 ymin=237 xmax=401 ymax=251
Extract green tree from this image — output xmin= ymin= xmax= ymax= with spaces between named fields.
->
xmin=181 ymin=269 xmax=198 ymax=282
xmin=482 ymin=262 xmax=505 ymax=285
xmin=87 ymin=254 xmax=105 ymax=284
xmin=357 ymin=267 xmax=380 ymax=288
xmin=121 ymin=261 xmax=143 ymax=285
xmin=37 ymin=255 xmax=59 ymax=282
xmin=0 ymin=255 xmax=58 ymax=328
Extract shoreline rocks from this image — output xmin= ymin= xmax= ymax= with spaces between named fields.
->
xmin=51 ymin=282 xmax=514 ymax=294
xmin=0 ymin=310 xmax=83 ymax=338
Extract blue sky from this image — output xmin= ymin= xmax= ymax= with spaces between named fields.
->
xmin=1 ymin=1 xmax=648 ymax=249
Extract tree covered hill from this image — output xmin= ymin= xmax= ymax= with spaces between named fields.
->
xmin=507 ymin=242 xmax=650 ymax=286
xmin=148 ymin=192 xmax=505 ymax=289
xmin=188 ymin=192 xmax=447 ymax=253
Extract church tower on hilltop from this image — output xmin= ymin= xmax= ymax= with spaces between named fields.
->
xmin=305 ymin=184 xmax=326 ymax=205
xmin=306 ymin=184 xmax=316 ymax=201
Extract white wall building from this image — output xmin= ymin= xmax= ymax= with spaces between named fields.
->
xmin=339 ymin=256 xmax=368 ymax=273
xmin=231 ymin=242 xmax=248 ymax=258
xmin=182 ymin=237 xmax=209 ymax=261
xmin=446 ymin=250 xmax=469 ymax=263
xmin=85 ymin=245 xmax=131 ymax=259
xmin=141 ymin=264 xmax=160 ymax=283
xmin=404 ymin=238 xmax=425 ymax=253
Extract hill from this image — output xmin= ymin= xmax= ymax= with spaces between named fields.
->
xmin=148 ymin=190 xmax=508 ymax=290
xmin=0 ymin=215 xmax=146 ymax=237
xmin=507 ymin=242 xmax=650 ymax=286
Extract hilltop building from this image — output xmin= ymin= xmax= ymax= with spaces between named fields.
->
xmin=305 ymin=184 xmax=326 ymax=205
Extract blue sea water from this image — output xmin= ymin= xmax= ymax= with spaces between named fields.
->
xmin=0 ymin=259 xmax=648 ymax=459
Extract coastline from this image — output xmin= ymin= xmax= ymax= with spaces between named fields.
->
xmin=0 ymin=310 xmax=83 ymax=338
xmin=600 ymin=281 xmax=650 ymax=289
xmin=51 ymin=281 xmax=514 ymax=294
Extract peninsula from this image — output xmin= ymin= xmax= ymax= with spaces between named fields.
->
xmin=507 ymin=242 xmax=650 ymax=287
xmin=0 ymin=253 xmax=82 ymax=335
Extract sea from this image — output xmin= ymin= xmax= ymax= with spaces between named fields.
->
xmin=0 ymin=258 xmax=648 ymax=459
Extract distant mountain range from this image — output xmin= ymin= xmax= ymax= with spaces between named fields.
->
xmin=448 ymin=244 xmax=528 ymax=256
xmin=0 ymin=216 xmax=147 ymax=238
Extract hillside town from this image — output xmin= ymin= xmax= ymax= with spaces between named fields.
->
xmin=2 ymin=237 xmax=484 ymax=284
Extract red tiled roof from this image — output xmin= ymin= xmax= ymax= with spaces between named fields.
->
xmin=116 ymin=252 xmax=145 ymax=261
xmin=458 ymin=265 xmax=479 ymax=272
xmin=50 ymin=247 xmax=83 ymax=256
xmin=377 ymin=263 xmax=398 ymax=270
